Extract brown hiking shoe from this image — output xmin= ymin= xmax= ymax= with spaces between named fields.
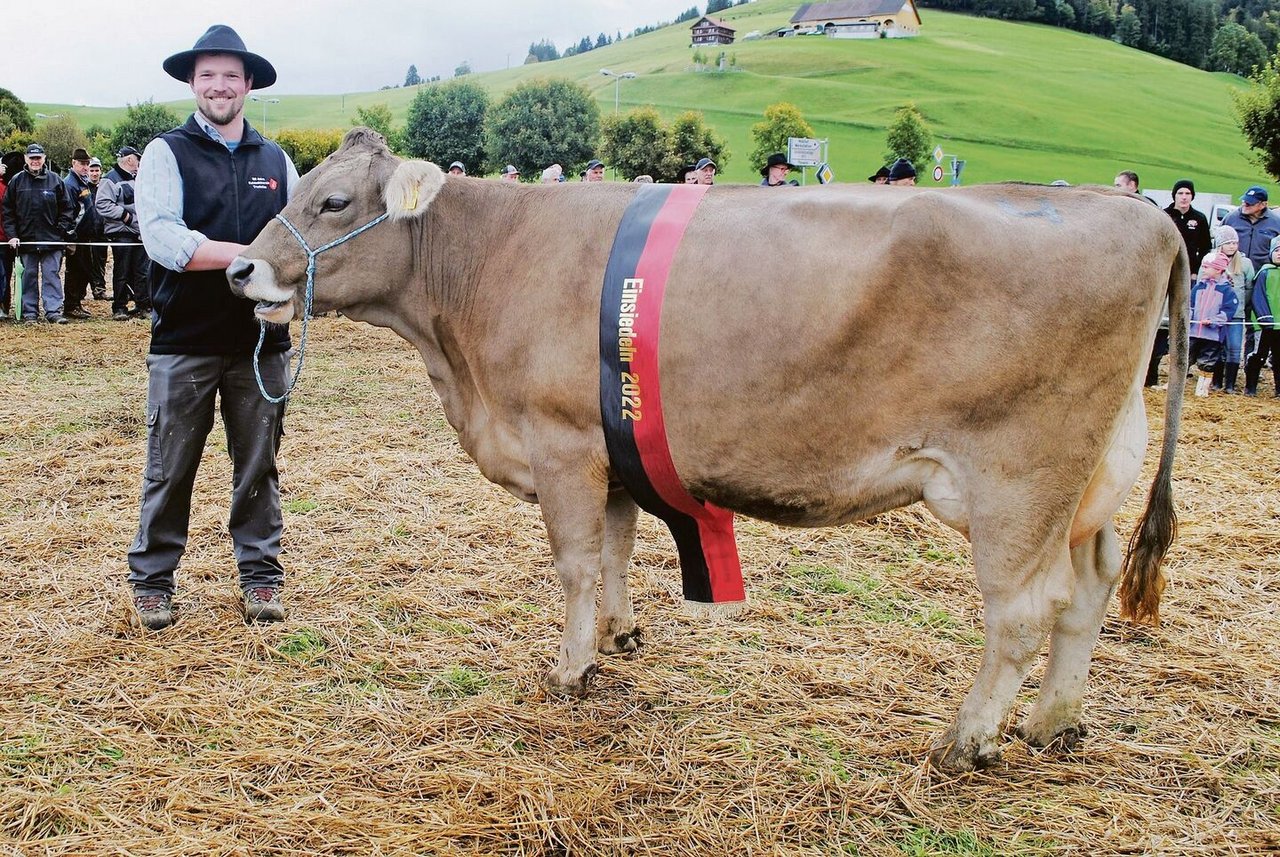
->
xmin=243 ymin=587 xmax=285 ymax=623
xmin=133 ymin=592 xmax=174 ymax=630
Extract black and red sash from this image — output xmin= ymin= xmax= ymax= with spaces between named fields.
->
xmin=598 ymin=184 xmax=745 ymax=604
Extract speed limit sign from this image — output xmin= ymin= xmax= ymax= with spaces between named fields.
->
xmin=933 ymin=165 xmax=945 ymax=182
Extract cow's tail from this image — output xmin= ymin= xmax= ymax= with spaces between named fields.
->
xmin=1118 ymin=239 xmax=1188 ymax=626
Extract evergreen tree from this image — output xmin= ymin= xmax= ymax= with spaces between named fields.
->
xmin=405 ymin=65 xmax=421 ymax=87
xmin=883 ymin=103 xmax=932 ymax=174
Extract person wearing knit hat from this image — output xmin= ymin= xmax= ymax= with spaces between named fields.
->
xmin=1164 ymin=177 xmax=1211 ymax=277
xmin=887 ymin=158 xmax=917 ymax=186
xmin=1212 ymin=223 xmax=1255 ymax=392
xmin=1188 ymin=250 xmax=1239 ymax=396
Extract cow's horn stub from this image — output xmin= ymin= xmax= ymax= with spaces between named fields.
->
xmin=384 ymin=160 xmax=445 ymax=221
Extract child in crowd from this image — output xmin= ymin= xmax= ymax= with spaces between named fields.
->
xmin=1189 ymin=251 xmax=1238 ymax=397
xmin=1211 ymin=225 xmax=1254 ymax=393
xmin=1245 ymin=235 xmax=1280 ymax=397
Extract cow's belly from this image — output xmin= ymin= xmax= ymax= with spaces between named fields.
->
xmin=1069 ymin=387 xmax=1147 ymax=547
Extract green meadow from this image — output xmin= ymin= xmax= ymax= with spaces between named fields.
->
xmin=30 ymin=2 xmax=1263 ymax=194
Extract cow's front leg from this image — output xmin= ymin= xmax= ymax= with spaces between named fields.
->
xmin=536 ymin=459 xmax=610 ymax=697
xmin=597 ymin=489 xmax=641 ymax=655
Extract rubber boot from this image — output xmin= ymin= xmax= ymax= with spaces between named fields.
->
xmin=1194 ymin=371 xmax=1212 ymax=397
xmin=1224 ymin=362 xmax=1240 ymax=393
xmin=1244 ymin=356 xmax=1261 ymax=395
xmin=1211 ymin=363 xmax=1224 ymax=391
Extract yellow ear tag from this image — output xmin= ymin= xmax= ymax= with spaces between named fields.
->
xmin=403 ymin=186 xmax=420 ymax=212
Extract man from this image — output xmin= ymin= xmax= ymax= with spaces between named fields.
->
xmin=1164 ymin=179 xmax=1211 ymax=276
xmin=62 ymin=148 xmax=100 ymax=319
xmin=1222 ymin=185 xmax=1280 ymax=274
xmin=583 ymin=159 xmax=605 ymax=182
xmin=86 ymin=158 xmax=108 ymax=300
xmin=97 ymin=146 xmax=150 ymax=320
xmin=447 ymin=161 xmax=465 ymax=176
xmin=500 ymin=164 xmax=520 ymax=182
xmin=0 ymin=163 xmax=10 ymax=320
xmin=694 ymin=157 xmax=716 ymax=186
xmin=760 ymin=152 xmax=798 ymax=187
xmin=130 ymin=24 xmax=300 ymax=631
xmin=2 ymin=144 xmax=75 ymax=324
xmin=867 ymin=166 xmax=890 ymax=184
xmin=1113 ymin=170 xmax=1157 ymax=206
xmin=887 ymin=158 xmax=916 ymax=186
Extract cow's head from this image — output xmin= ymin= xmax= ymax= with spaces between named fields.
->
xmin=228 ymin=127 xmax=444 ymax=324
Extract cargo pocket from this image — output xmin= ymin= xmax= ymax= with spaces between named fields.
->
xmin=145 ymin=407 xmax=166 ymax=482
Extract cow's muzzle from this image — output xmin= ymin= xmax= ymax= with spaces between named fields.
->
xmin=227 ymin=256 xmax=296 ymax=323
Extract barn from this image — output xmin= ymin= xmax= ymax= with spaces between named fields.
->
xmin=789 ymin=0 xmax=923 ymax=38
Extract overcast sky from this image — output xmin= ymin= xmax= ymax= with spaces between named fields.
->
xmin=4 ymin=0 xmax=688 ymax=106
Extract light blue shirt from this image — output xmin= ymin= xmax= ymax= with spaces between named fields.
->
xmin=136 ymin=112 xmax=299 ymax=272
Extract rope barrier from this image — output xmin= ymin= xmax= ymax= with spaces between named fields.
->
xmin=6 ymin=240 xmax=145 ymax=247
xmin=251 ymin=211 xmax=389 ymax=404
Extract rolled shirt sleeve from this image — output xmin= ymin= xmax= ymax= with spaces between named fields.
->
xmin=136 ymin=138 xmax=206 ymax=272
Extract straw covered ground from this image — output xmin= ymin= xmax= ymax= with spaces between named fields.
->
xmin=1 ymin=317 xmax=1277 ymax=856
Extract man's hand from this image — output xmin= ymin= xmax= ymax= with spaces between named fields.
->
xmin=6 ymin=238 xmax=17 ymax=250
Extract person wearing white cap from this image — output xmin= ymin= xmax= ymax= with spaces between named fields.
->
xmin=447 ymin=161 xmax=466 ymax=176
xmin=128 ymin=24 xmax=301 ymax=632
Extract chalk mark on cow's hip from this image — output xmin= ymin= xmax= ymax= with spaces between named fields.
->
xmin=997 ymin=199 xmax=1063 ymax=224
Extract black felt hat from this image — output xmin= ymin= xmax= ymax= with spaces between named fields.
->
xmin=867 ymin=165 xmax=891 ymax=182
xmin=163 ymin=24 xmax=277 ymax=88
xmin=760 ymin=153 xmax=796 ymax=176
xmin=887 ymin=158 xmax=917 ymax=181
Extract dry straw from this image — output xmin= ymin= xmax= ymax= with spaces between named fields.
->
xmin=0 ymin=319 xmax=1276 ymax=855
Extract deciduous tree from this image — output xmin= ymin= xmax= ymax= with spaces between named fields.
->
xmin=272 ymin=128 xmax=345 ymax=174
xmin=749 ymin=102 xmax=814 ymax=175
xmin=1234 ymin=53 xmax=1280 ymax=180
xmin=487 ymin=78 xmax=600 ymax=179
xmin=883 ymin=103 xmax=932 ymax=175
xmin=0 ymin=87 xmax=33 ymax=136
xmin=1209 ymin=22 xmax=1267 ymax=75
xmin=669 ymin=111 xmax=729 ymax=173
xmin=403 ymin=80 xmax=490 ymax=172
xmin=37 ymin=114 xmax=89 ymax=169
xmin=109 ymin=101 xmax=181 ymax=155
xmin=600 ymin=107 xmax=682 ymax=182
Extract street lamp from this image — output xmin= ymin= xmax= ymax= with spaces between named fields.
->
xmin=599 ymin=68 xmax=637 ymax=114
xmin=249 ymin=95 xmax=280 ymax=133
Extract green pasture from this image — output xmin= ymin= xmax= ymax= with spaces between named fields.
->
xmin=29 ymin=3 xmax=1264 ymax=194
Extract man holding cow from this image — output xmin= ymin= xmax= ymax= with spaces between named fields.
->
xmin=128 ymin=24 xmax=299 ymax=631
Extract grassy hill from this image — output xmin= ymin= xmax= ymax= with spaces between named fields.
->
xmin=30 ymin=3 xmax=1263 ymax=194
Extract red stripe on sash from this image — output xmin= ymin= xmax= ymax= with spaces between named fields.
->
xmin=629 ymin=186 xmax=745 ymax=602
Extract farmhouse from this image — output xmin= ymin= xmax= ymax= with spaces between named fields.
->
xmin=690 ymin=16 xmax=736 ymax=45
xmin=789 ymin=0 xmax=922 ymax=38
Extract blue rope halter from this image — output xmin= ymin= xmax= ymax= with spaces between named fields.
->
xmin=253 ymin=210 xmax=390 ymax=403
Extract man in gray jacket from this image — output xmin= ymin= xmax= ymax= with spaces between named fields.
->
xmin=96 ymin=145 xmax=150 ymax=320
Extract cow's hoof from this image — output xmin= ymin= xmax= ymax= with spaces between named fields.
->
xmin=1016 ymin=721 xmax=1087 ymax=752
xmin=542 ymin=663 xmax=598 ymax=698
xmin=928 ymin=732 xmax=1003 ymax=774
xmin=598 ymin=626 xmax=643 ymax=656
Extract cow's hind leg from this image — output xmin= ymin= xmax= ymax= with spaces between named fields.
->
xmin=597 ymin=489 xmax=642 ymax=655
xmin=932 ymin=504 xmax=1075 ymax=772
xmin=1016 ymin=521 xmax=1121 ymax=752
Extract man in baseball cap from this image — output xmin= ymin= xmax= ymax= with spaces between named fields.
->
xmin=126 ymin=24 xmax=300 ymax=632
xmin=2 ymin=142 xmax=75 ymax=322
xmin=500 ymin=164 xmax=520 ymax=182
xmin=694 ymin=157 xmax=716 ymax=186
xmin=1222 ymin=184 xmax=1280 ymax=274
xmin=448 ymin=161 xmax=466 ymax=176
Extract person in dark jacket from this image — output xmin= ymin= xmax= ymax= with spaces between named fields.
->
xmin=129 ymin=25 xmax=299 ymax=632
xmin=62 ymin=148 xmax=100 ymax=318
xmin=759 ymin=152 xmax=798 ymax=187
xmin=97 ymin=145 xmax=149 ymax=319
xmin=2 ymin=144 xmax=75 ymax=324
xmin=1222 ymin=184 xmax=1280 ymax=359
xmin=86 ymin=158 xmax=108 ymax=299
xmin=0 ymin=162 xmax=11 ymax=319
xmin=1164 ymin=178 xmax=1212 ymax=277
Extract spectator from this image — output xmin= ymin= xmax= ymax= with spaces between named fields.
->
xmin=760 ymin=153 xmax=798 ymax=187
xmin=97 ymin=146 xmax=150 ymax=320
xmin=1113 ymin=169 xmax=1157 ymax=205
xmin=2 ymin=144 xmax=75 ymax=324
xmin=867 ymin=165 xmax=890 ymax=184
xmin=633 ymin=175 xmax=653 ymax=184
xmin=499 ymin=164 xmax=520 ymax=182
xmin=887 ymin=158 xmax=916 ymax=186
xmin=87 ymin=158 xmax=108 ymax=300
xmin=1245 ymin=235 xmax=1280 ymax=397
xmin=677 ymin=165 xmax=697 ymax=185
xmin=1222 ymin=185 xmax=1280 ymax=360
xmin=130 ymin=23 xmax=300 ymax=630
xmin=540 ymin=164 xmax=563 ymax=184
xmin=1188 ymin=251 xmax=1237 ymax=397
xmin=1212 ymin=225 xmax=1254 ymax=394
xmin=1164 ymin=179 xmax=1212 ymax=276
xmin=0 ymin=163 xmax=10 ymax=320
xmin=583 ymin=159 xmax=605 ymax=182
xmin=62 ymin=148 xmax=100 ymax=319
xmin=447 ymin=161 xmax=465 ymax=176
xmin=694 ymin=157 xmax=715 ymax=186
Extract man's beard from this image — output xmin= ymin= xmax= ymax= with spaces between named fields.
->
xmin=199 ymin=94 xmax=244 ymax=126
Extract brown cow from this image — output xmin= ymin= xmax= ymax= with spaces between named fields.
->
xmin=228 ymin=129 xmax=1188 ymax=772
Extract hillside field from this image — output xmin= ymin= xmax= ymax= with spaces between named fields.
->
xmin=30 ymin=5 xmax=1265 ymax=194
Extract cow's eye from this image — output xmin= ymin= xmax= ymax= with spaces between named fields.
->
xmin=321 ymin=195 xmax=350 ymax=213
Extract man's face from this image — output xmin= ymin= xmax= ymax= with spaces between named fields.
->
xmin=1114 ymin=175 xmax=1137 ymax=194
xmin=1175 ymin=188 xmax=1193 ymax=210
xmin=501 ymin=171 xmax=519 ymax=182
xmin=71 ymin=159 xmax=90 ymax=178
xmin=890 ymin=176 xmax=916 ymax=187
xmin=448 ymin=166 xmax=463 ymax=176
xmin=190 ymin=53 xmax=251 ymax=128
xmin=1242 ymin=200 xmax=1266 ymax=217
xmin=586 ymin=166 xmax=604 ymax=183
xmin=698 ymin=166 xmax=715 ymax=185
xmin=88 ymin=165 xmax=102 ymax=182
xmin=768 ymin=164 xmax=790 ymax=184
xmin=119 ymin=154 xmax=140 ymax=174
xmin=25 ymin=154 xmax=45 ymax=173
xmin=683 ymin=171 xmax=698 ymax=185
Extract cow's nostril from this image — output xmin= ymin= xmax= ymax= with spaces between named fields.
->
xmin=227 ymin=257 xmax=254 ymax=287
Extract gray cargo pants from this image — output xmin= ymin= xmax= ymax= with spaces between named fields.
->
xmin=127 ymin=352 xmax=288 ymax=596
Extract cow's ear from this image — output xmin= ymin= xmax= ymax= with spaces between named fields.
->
xmin=384 ymin=160 xmax=444 ymax=220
